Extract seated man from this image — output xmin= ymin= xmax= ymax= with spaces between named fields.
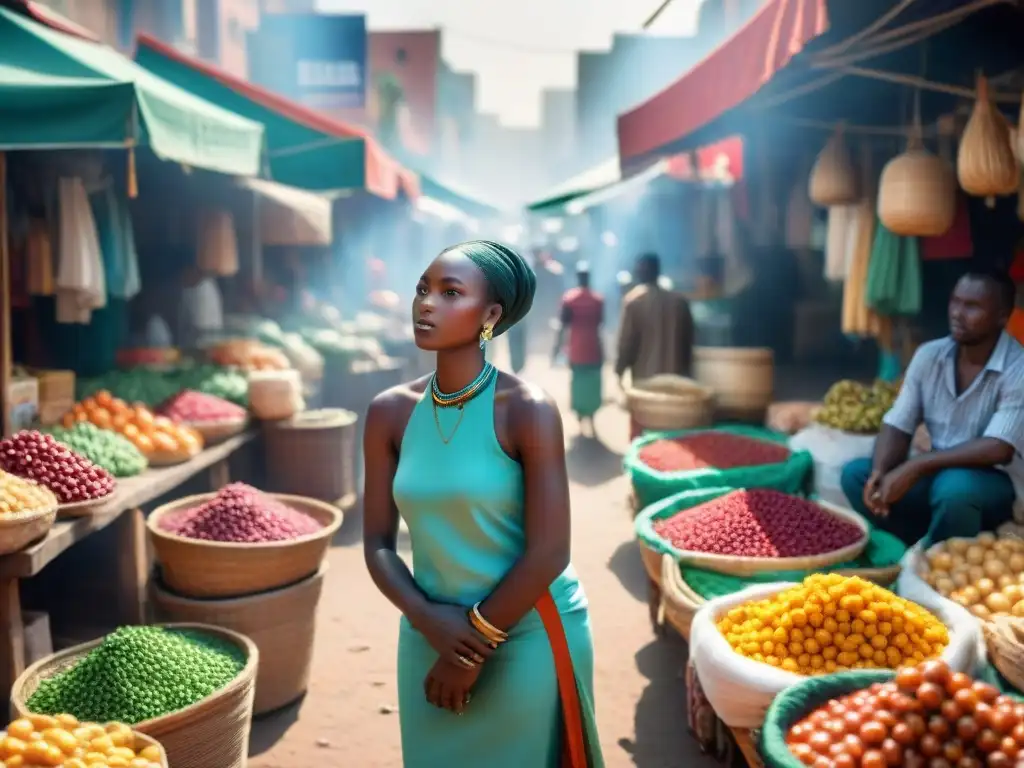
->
xmin=840 ymin=270 xmax=1024 ymax=545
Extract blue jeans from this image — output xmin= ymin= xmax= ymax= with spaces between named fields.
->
xmin=840 ymin=457 xmax=1015 ymax=546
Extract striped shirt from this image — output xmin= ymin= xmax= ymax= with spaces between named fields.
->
xmin=883 ymin=332 xmax=1024 ymax=496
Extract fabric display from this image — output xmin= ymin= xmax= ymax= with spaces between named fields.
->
xmin=865 ymin=221 xmax=922 ymax=316
xmin=55 ymin=176 xmax=106 ymax=324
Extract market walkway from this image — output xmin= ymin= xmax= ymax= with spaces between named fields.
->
xmin=247 ymin=352 xmax=721 ymax=768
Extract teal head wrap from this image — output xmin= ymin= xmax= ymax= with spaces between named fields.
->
xmin=445 ymin=240 xmax=536 ymax=336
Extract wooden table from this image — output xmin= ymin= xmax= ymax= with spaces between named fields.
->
xmin=0 ymin=432 xmax=253 ymax=693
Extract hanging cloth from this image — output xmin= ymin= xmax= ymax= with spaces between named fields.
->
xmin=921 ymin=195 xmax=972 ymax=261
xmin=842 ymin=200 xmax=881 ymax=337
xmin=865 ymin=222 xmax=922 ymax=316
xmin=55 ymin=177 xmax=106 ymax=324
xmin=785 ymin=178 xmax=814 ymax=249
xmin=197 ymin=210 xmax=240 ymax=277
xmin=824 ymin=205 xmax=857 ymax=282
xmin=90 ymin=186 xmax=140 ymax=300
xmin=25 ymin=218 xmax=54 ymax=296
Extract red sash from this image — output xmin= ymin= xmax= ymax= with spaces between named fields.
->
xmin=535 ymin=592 xmax=589 ymax=768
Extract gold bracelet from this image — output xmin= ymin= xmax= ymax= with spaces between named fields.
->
xmin=469 ymin=612 xmax=504 ymax=646
xmin=470 ymin=602 xmax=508 ymax=644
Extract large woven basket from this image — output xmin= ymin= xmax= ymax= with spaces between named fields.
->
xmin=11 ymin=623 xmax=257 ymax=768
xmin=181 ymin=417 xmax=248 ymax=445
xmin=984 ymin=615 xmax=1024 ymax=692
xmin=0 ymin=504 xmax=57 ymax=555
xmin=626 ymin=375 xmax=714 ymax=432
xmin=133 ymin=732 xmax=170 ymax=767
xmin=151 ymin=563 xmax=328 ymax=715
xmin=147 ymin=493 xmax=342 ymax=598
xmin=262 ymin=409 xmax=358 ymax=506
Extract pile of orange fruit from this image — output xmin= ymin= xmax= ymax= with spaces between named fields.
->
xmin=0 ymin=713 xmax=163 ymax=766
xmin=61 ymin=392 xmax=203 ymax=465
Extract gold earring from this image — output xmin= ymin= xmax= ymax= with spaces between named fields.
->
xmin=479 ymin=325 xmax=493 ymax=349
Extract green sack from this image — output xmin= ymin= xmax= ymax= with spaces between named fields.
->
xmin=681 ymin=528 xmax=907 ymax=600
xmin=761 ymin=670 xmax=894 ymax=768
xmin=624 ymin=425 xmax=813 ymax=508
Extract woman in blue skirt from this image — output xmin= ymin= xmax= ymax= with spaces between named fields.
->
xmin=362 ymin=240 xmax=603 ymax=767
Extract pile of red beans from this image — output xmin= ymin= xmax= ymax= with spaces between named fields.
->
xmin=0 ymin=430 xmax=115 ymax=504
xmin=787 ymin=660 xmax=1024 ymax=768
xmin=159 ymin=390 xmax=247 ymax=423
xmin=652 ymin=489 xmax=862 ymax=557
xmin=637 ymin=431 xmax=790 ymax=473
xmin=161 ymin=482 xmax=323 ymax=543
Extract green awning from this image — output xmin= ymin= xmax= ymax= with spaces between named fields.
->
xmin=135 ymin=35 xmax=418 ymax=199
xmin=0 ymin=7 xmax=263 ymax=177
xmin=525 ymin=156 xmax=621 ymax=212
xmin=419 ymin=174 xmax=502 ymax=219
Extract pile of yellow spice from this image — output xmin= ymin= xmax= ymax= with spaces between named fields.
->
xmin=716 ymin=573 xmax=949 ymax=675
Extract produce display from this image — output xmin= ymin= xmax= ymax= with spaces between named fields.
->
xmin=78 ymin=365 xmax=248 ymax=408
xmin=718 ymin=574 xmax=948 ymax=675
xmin=157 ymin=390 xmax=247 ymax=424
xmin=207 ymin=339 xmax=289 ymax=372
xmin=637 ymin=431 xmax=790 ymax=473
xmin=652 ymin=489 xmax=863 ymax=558
xmin=0 ymin=714 xmax=163 ymax=767
xmin=159 ymin=483 xmax=322 ymax=543
xmin=62 ymin=394 xmax=202 ymax=465
xmin=814 ymin=380 xmax=899 ymax=434
xmin=785 ymin=660 xmax=1024 ymax=768
xmin=27 ymin=626 xmax=245 ymax=724
xmin=0 ymin=469 xmax=58 ymax=515
xmin=0 ymin=432 xmax=115 ymax=505
xmin=47 ymin=422 xmax=147 ymax=478
xmin=918 ymin=534 xmax=1024 ymax=621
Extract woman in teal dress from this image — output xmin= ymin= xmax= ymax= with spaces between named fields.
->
xmin=363 ymin=240 xmax=603 ymax=767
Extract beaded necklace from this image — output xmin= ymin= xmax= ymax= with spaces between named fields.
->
xmin=430 ymin=363 xmax=496 ymax=444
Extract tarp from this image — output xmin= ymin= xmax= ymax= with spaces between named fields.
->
xmin=617 ymin=0 xmax=828 ymax=170
xmin=135 ymin=34 xmax=419 ymax=200
xmin=0 ymin=7 xmax=263 ymax=177
xmin=526 ymin=156 xmax=621 ymax=213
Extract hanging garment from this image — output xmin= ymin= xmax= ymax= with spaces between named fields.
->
xmin=55 ymin=177 xmax=105 ymax=324
xmin=842 ymin=201 xmax=882 ymax=337
xmin=921 ymin=196 xmax=973 ymax=261
xmin=824 ymin=205 xmax=857 ymax=282
xmin=785 ymin=178 xmax=814 ymax=249
xmin=865 ymin=222 xmax=922 ymax=316
xmin=90 ymin=184 xmax=141 ymax=300
xmin=197 ymin=210 xmax=239 ymax=277
xmin=25 ymin=219 xmax=55 ymax=296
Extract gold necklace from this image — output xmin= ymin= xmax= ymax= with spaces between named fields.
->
xmin=432 ymin=400 xmax=466 ymax=444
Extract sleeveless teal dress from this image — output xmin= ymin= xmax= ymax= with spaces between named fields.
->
xmin=393 ymin=376 xmax=604 ymax=767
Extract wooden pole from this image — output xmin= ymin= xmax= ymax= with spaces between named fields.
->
xmin=0 ymin=153 xmax=11 ymax=438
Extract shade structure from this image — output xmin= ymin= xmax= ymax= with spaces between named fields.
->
xmin=418 ymin=173 xmax=502 ymax=219
xmin=0 ymin=6 xmax=263 ymax=176
xmin=526 ymin=156 xmax=621 ymax=213
xmin=135 ymin=34 xmax=419 ymax=200
xmin=242 ymin=177 xmax=334 ymax=246
xmin=617 ymin=0 xmax=1024 ymax=169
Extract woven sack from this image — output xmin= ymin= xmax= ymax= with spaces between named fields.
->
xmin=624 ymin=425 xmax=813 ymax=508
xmin=878 ymin=137 xmax=956 ymax=237
xmin=958 ymin=75 xmax=1019 ymax=202
xmin=689 ymin=582 xmax=980 ymax=728
xmin=634 ymin=486 xmax=868 ymax=577
xmin=760 ymin=670 xmax=893 ymax=768
xmin=809 ymin=126 xmax=859 ymax=206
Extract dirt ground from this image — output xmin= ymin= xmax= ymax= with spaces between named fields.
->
xmin=248 ymin=351 xmax=722 ymax=768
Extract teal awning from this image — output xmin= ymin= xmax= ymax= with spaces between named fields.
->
xmin=0 ymin=7 xmax=263 ymax=176
xmin=419 ymin=174 xmax=502 ymax=219
xmin=525 ymin=156 xmax=620 ymax=212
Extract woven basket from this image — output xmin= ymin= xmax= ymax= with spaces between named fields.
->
xmin=984 ymin=615 xmax=1024 ymax=692
xmin=660 ymin=554 xmax=703 ymax=641
xmin=11 ymin=623 xmax=257 ymax=768
xmin=0 ymin=505 xmax=57 ymax=555
xmin=626 ymin=375 xmax=714 ymax=432
xmin=182 ymin=417 xmax=248 ymax=445
xmin=147 ymin=493 xmax=342 ymax=598
xmin=57 ymin=491 xmax=116 ymax=519
xmin=263 ymin=409 xmax=358 ymax=506
xmin=639 ymin=539 xmax=664 ymax=587
xmin=151 ymin=563 xmax=327 ymax=715
xmin=134 ymin=732 xmax=170 ymax=767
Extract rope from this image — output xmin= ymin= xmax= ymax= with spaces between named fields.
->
xmin=810 ymin=0 xmax=918 ymax=59
xmin=836 ymin=66 xmax=1022 ymax=104
xmin=773 ymin=115 xmax=943 ymax=137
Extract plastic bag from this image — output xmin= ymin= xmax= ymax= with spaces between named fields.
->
xmin=624 ymin=425 xmax=813 ymax=508
xmin=788 ymin=424 xmax=876 ymax=507
xmin=689 ymin=581 xmax=982 ymax=728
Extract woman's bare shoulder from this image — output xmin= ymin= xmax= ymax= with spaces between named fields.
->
xmin=366 ymin=375 xmax=430 ymax=426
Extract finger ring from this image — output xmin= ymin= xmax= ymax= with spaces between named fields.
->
xmin=470 ymin=652 xmax=485 ymax=664
xmin=456 ymin=654 xmax=476 ymax=669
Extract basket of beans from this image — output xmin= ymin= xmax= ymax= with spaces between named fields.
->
xmin=146 ymin=483 xmax=342 ymax=598
xmin=0 ymin=713 xmax=168 ymax=767
xmin=11 ymin=624 xmax=257 ymax=768
xmin=158 ymin=390 xmax=249 ymax=445
xmin=688 ymin=574 xmax=978 ymax=728
xmin=0 ymin=430 xmax=117 ymax=517
xmin=0 ymin=469 xmax=59 ymax=555
xmin=760 ymin=660 xmax=1024 ymax=768
xmin=624 ymin=374 xmax=714 ymax=432
xmin=636 ymin=487 xmax=869 ymax=577
xmin=624 ymin=425 xmax=813 ymax=508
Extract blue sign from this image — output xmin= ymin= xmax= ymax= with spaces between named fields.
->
xmin=248 ymin=14 xmax=367 ymax=110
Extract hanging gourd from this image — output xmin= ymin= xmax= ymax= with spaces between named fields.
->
xmin=878 ymin=128 xmax=956 ymax=237
xmin=809 ymin=124 xmax=859 ymax=206
xmin=958 ymin=74 xmax=1019 ymax=206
